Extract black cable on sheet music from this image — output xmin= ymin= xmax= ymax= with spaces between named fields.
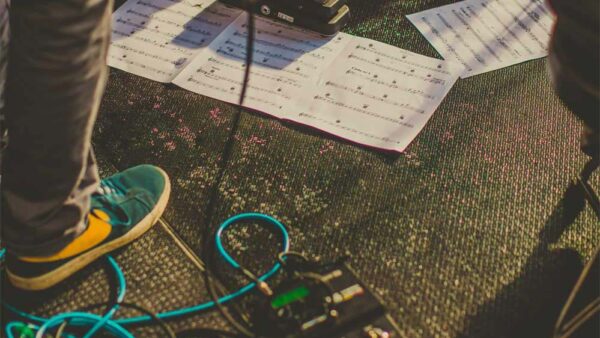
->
xmin=200 ymin=0 xmax=260 ymax=337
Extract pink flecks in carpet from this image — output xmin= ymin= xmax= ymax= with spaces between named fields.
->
xmin=152 ymin=95 xmax=163 ymax=109
xmin=176 ymin=125 xmax=196 ymax=146
xmin=248 ymin=135 xmax=267 ymax=146
xmin=164 ymin=140 xmax=177 ymax=151
xmin=319 ymin=141 xmax=334 ymax=155
xmin=441 ymin=131 xmax=454 ymax=143
xmin=239 ymin=135 xmax=268 ymax=156
xmin=209 ymin=107 xmax=228 ymax=126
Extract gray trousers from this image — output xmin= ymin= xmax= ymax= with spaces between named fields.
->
xmin=1 ymin=0 xmax=113 ymax=256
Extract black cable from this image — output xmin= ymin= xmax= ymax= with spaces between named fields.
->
xmin=277 ymin=251 xmax=310 ymax=268
xmin=75 ymin=301 xmax=245 ymax=338
xmin=199 ymin=1 xmax=259 ymax=337
xmin=120 ymin=302 xmax=177 ymax=338
xmin=78 ymin=302 xmax=178 ymax=338
xmin=237 ymin=1 xmax=256 ymax=108
xmin=204 ymin=268 xmax=256 ymax=337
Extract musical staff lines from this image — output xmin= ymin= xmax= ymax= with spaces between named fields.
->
xmin=111 ymin=0 xmax=461 ymax=152
xmin=407 ymin=0 xmax=555 ymax=77
xmin=109 ymin=0 xmax=242 ymax=82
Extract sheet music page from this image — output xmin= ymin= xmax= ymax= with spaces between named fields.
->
xmin=407 ymin=0 xmax=555 ymax=78
xmin=108 ymin=0 xmax=242 ymax=82
xmin=111 ymin=2 xmax=461 ymax=152
xmin=292 ymin=37 xmax=462 ymax=152
xmin=173 ymin=13 xmax=352 ymax=117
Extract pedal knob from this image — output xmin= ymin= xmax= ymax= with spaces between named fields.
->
xmin=260 ymin=4 xmax=271 ymax=15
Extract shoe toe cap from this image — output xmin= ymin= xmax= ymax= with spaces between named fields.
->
xmin=119 ymin=164 xmax=170 ymax=204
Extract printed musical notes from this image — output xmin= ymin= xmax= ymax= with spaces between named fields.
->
xmin=173 ymin=13 xmax=351 ymax=118
xmin=407 ymin=0 xmax=556 ymax=77
xmin=109 ymin=0 xmax=242 ymax=82
xmin=294 ymin=37 xmax=461 ymax=151
xmin=109 ymin=0 xmax=462 ymax=152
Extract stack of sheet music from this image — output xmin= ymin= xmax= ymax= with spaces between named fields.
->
xmin=108 ymin=0 xmax=554 ymax=152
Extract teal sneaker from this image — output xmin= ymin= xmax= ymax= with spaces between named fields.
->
xmin=6 ymin=165 xmax=171 ymax=291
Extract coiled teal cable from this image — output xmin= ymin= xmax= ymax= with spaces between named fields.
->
xmin=2 ymin=212 xmax=290 ymax=337
xmin=5 ymin=255 xmax=130 ymax=338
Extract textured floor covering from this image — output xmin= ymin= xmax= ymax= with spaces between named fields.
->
xmin=2 ymin=1 xmax=599 ymax=337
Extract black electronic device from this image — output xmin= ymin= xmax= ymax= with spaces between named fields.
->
xmin=252 ymin=254 xmax=403 ymax=338
xmin=219 ymin=0 xmax=350 ymax=36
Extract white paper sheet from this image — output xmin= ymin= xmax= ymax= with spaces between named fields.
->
xmin=109 ymin=0 xmax=242 ymax=82
xmin=109 ymin=0 xmax=462 ymax=152
xmin=293 ymin=37 xmax=462 ymax=151
xmin=407 ymin=0 xmax=555 ymax=78
xmin=173 ymin=13 xmax=352 ymax=118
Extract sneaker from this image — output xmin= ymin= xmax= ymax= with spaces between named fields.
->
xmin=6 ymin=165 xmax=171 ymax=291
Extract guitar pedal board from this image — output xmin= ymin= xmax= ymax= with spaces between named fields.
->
xmin=251 ymin=256 xmax=403 ymax=338
xmin=219 ymin=0 xmax=350 ymax=35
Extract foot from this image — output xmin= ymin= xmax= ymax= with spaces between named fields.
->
xmin=6 ymin=165 xmax=171 ymax=291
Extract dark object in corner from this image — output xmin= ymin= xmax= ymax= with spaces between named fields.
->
xmin=548 ymin=2 xmax=600 ymax=336
xmin=547 ymin=0 xmax=599 ymax=160
xmin=219 ymin=0 xmax=350 ymax=36
xmin=553 ymin=247 xmax=600 ymax=338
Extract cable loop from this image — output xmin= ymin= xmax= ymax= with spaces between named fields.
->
xmin=2 ymin=213 xmax=290 ymax=337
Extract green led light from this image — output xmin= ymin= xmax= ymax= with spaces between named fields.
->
xmin=271 ymin=286 xmax=310 ymax=309
xmin=12 ymin=323 xmax=34 ymax=338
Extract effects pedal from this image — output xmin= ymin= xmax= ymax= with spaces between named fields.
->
xmin=252 ymin=255 xmax=403 ymax=337
xmin=220 ymin=0 xmax=350 ymax=35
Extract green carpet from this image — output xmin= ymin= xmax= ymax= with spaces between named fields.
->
xmin=3 ymin=1 xmax=598 ymax=337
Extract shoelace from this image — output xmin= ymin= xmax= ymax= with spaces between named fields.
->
xmin=92 ymin=180 xmax=132 ymax=227
xmin=96 ymin=179 xmax=126 ymax=197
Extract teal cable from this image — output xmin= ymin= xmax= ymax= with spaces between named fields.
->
xmin=215 ymin=212 xmax=290 ymax=269
xmin=82 ymin=256 xmax=127 ymax=338
xmin=35 ymin=312 xmax=132 ymax=338
xmin=114 ymin=212 xmax=290 ymax=325
xmin=3 ymin=213 xmax=290 ymax=334
xmin=6 ymin=322 xmax=41 ymax=338
xmin=4 ymin=254 xmax=130 ymax=338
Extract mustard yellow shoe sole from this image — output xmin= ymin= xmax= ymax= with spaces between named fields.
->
xmin=7 ymin=167 xmax=171 ymax=291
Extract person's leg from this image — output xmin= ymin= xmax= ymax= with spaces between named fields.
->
xmin=2 ymin=0 xmax=111 ymax=256
xmin=3 ymin=0 xmax=171 ymax=291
